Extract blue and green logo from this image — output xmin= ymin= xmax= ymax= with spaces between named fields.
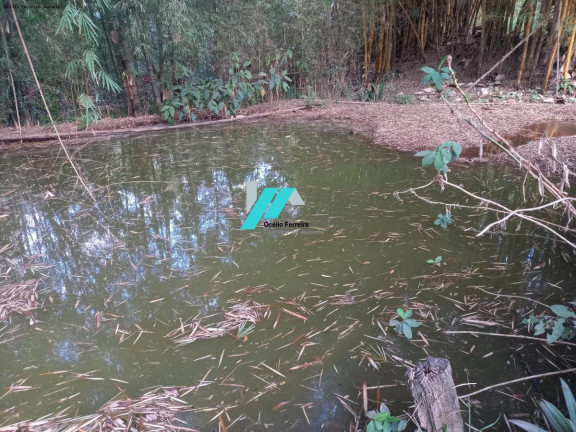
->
xmin=241 ymin=181 xmax=305 ymax=230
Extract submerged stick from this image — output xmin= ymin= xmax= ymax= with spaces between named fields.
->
xmin=0 ymin=107 xmax=308 ymax=145
xmin=444 ymin=330 xmax=576 ymax=347
xmin=458 ymin=368 xmax=576 ymax=399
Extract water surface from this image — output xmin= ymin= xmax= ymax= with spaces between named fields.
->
xmin=0 ymin=123 xmax=573 ymax=431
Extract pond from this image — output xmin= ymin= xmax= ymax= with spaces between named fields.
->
xmin=0 ymin=123 xmax=573 ymax=431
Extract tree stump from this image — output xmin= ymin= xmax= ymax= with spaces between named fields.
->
xmin=407 ymin=357 xmax=464 ymax=432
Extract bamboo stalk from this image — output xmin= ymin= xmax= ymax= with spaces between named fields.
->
xmin=1 ymin=23 xmax=20 ymax=134
xmin=362 ymin=2 xmax=376 ymax=85
xmin=542 ymin=0 xmax=561 ymax=90
xmin=543 ymin=24 xmax=560 ymax=90
xmin=563 ymin=15 xmax=576 ymax=78
xmin=517 ymin=0 xmax=535 ymax=86
xmin=362 ymin=7 xmax=369 ymax=85
xmin=375 ymin=3 xmax=386 ymax=79
xmin=397 ymin=0 xmax=426 ymax=60
xmin=390 ymin=1 xmax=396 ymax=70
xmin=479 ymin=0 xmax=487 ymax=70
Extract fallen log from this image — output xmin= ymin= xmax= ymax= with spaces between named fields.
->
xmin=407 ymin=357 xmax=464 ymax=432
xmin=0 ymin=106 xmax=307 ymax=145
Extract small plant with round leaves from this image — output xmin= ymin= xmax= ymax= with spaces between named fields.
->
xmin=389 ymin=308 xmax=420 ymax=339
xmin=427 ymin=255 xmax=443 ymax=266
xmin=366 ymin=403 xmax=407 ymax=432
xmin=434 ymin=212 xmax=453 ymax=229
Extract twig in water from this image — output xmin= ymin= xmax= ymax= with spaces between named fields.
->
xmin=458 ymin=368 xmax=576 ymax=399
xmin=445 ymin=330 xmax=576 ymax=347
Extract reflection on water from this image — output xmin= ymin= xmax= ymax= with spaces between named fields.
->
xmin=508 ymin=121 xmax=576 ymax=146
xmin=463 ymin=121 xmax=576 ymax=157
xmin=0 ymin=123 xmax=573 ymax=431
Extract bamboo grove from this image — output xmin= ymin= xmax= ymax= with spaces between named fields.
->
xmin=1 ymin=0 xmax=576 ymax=126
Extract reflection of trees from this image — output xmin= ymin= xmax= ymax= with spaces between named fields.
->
xmin=0 ymin=128 xmax=304 ymax=357
xmin=0 ymin=125 xmax=573 ymax=428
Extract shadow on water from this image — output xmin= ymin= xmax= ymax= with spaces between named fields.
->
xmin=0 ymin=122 xmax=573 ymax=431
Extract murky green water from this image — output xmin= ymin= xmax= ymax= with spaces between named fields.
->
xmin=0 ymin=123 xmax=574 ymax=431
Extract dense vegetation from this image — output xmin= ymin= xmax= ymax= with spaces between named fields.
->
xmin=1 ymin=0 xmax=576 ymax=127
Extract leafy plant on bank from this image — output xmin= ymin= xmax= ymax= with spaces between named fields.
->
xmin=366 ymin=403 xmax=407 ymax=432
xmin=265 ymin=49 xmax=293 ymax=102
xmin=302 ymin=85 xmax=318 ymax=109
xmin=529 ymin=89 xmax=543 ymax=102
xmin=560 ymin=78 xmax=576 ymax=95
xmin=435 ymin=212 xmax=453 ymax=229
xmin=421 ymin=56 xmax=452 ymax=90
xmin=509 ymin=379 xmax=575 ymax=432
xmin=362 ymin=82 xmax=387 ymax=102
xmin=160 ymin=54 xmax=291 ymax=125
xmin=414 ymin=141 xmax=462 ymax=173
xmin=77 ymin=93 xmax=100 ymax=130
xmin=358 ymin=81 xmax=413 ymax=104
xmin=523 ymin=304 xmax=576 ymax=344
xmin=427 ymin=255 xmax=443 ymax=266
xmin=390 ymin=309 xmax=420 ymax=339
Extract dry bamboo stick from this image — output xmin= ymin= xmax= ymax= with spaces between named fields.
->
xmin=458 ymin=368 xmax=576 ymax=399
xmin=0 ymin=106 xmax=307 ymax=145
xmin=444 ymin=331 xmax=576 ymax=347
xmin=468 ymin=24 xmax=542 ymax=89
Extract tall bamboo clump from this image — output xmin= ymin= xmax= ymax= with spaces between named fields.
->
xmin=360 ymin=0 xmax=576 ymax=91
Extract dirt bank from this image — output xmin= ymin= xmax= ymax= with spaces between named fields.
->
xmin=269 ymin=100 xmax=576 ymax=155
xmin=495 ymin=135 xmax=576 ymax=176
xmin=2 ymin=99 xmax=576 ymax=171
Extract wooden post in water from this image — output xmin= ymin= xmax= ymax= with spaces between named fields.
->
xmin=407 ymin=357 xmax=464 ymax=432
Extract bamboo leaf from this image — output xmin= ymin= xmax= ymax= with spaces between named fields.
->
xmin=540 ymin=400 xmax=573 ymax=432
xmin=560 ymin=379 xmax=576 ymax=423
xmin=508 ymin=420 xmax=548 ymax=432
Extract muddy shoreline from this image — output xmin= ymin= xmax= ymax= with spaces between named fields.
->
xmin=1 ymin=100 xmax=575 ymax=171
